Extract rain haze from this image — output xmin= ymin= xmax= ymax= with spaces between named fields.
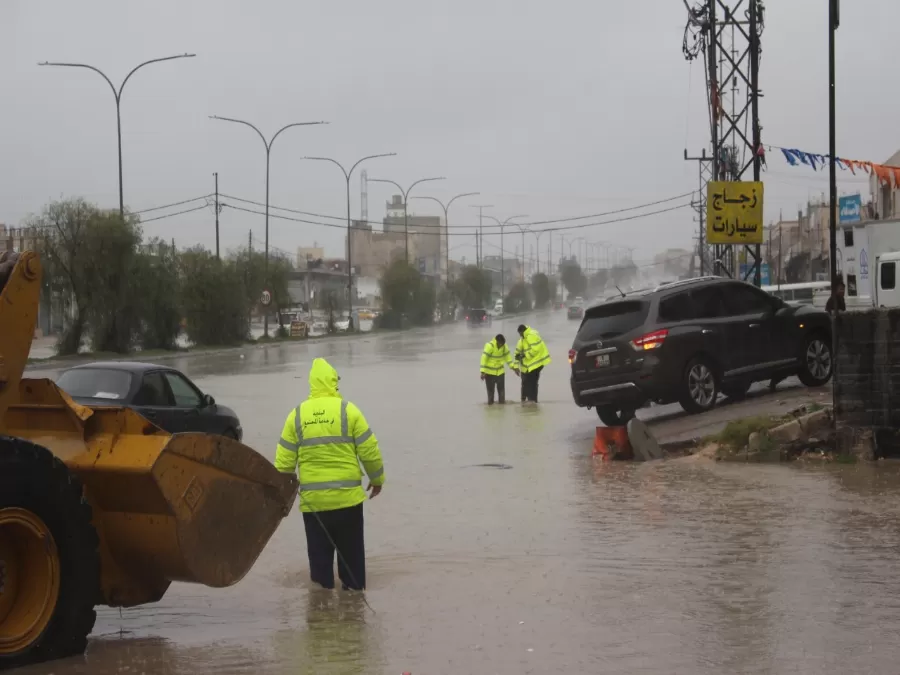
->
xmin=3 ymin=0 xmax=896 ymax=266
xmin=6 ymin=2 xmax=900 ymax=675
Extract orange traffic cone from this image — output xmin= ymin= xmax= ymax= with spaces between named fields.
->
xmin=593 ymin=426 xmax=633 ymax=460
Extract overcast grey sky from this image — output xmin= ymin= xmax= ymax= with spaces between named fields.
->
xmin=1 ymin=0 xmax=895 ymax=268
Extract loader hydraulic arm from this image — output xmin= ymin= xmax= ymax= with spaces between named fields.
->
xmin=0 ymin=251 xmax=42 ymax=430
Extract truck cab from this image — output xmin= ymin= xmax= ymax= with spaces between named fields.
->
xmin=874 ymin=251 xmax=900 ymax=307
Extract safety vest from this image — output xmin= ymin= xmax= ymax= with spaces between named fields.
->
xmin=480 ymin=339 xmax=512 ymax=376
xmin=514 ymin=326 xmax=552 ymax=373
xmin=275 ymin=358 xmax=385 ymax=513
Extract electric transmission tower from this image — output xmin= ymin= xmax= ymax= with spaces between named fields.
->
xmin=683 ymin=0 xmax=766 ymax=285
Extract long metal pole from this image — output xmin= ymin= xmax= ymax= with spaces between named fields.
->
xmin=303 ymin=154 xmax=396 ymax=322
xmin=828 ymin=0 xmax=839 ymax=292
xmin=210 ymin=116 xmax=328 ymax=337
xmin=39 ymin=53 xmax=196 ymax=219
xmin=214 ymin=172 xmax=220 ymax=259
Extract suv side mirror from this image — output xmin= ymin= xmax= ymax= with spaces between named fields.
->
xmin=202 ymin=394 xmax=216 ymax=407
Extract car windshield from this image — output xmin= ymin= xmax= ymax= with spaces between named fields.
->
xmin=576 ymin=300 xmax=650 ymax=340
xmin=56 ymin=368 xmax=133 ymax=401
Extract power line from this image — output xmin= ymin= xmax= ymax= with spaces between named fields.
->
xmin=220 ymin=190 xmax=695 ymax=232
xmin=222 ymin=196 xmax=693 ymax=236
xmin=141 ymin=204 xmax=209 ymax=223
xmin=132 ymin=194 xmax=212 ymax=214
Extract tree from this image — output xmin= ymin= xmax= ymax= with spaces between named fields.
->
xmin=133 ymin=239 xmax=181 ymax=350
xmin=31 ymin=199 xmax=107 ymax=355
xmin=82 ymin=213 xmax=143 ymax=354
xmin=589 ymin=268 xmax=608 ymax=292
xmin=610 ymin=260 xmax=638 ymax=288
xmin=228 ymin=248 xmax=292 ymax=327
xmin=451 ymin=265 xmax=492 ymax=310
xmin=560 ymin=259 xmax=587 ymax=299
xmin=531 ymin=272 xmax=551 ymax=308
xmin=379 ymin=259 xmax=435 ymax=328
xmin=179 ymin=247 xmax=249 ymax=345
xmin=505 ymin=281 xmax=531 ymax=313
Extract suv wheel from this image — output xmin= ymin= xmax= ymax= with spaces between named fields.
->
xmin=679 ymin=357 xmax=719 ymax=414
xmin=721 ymin=380 xmax=751 ymax=400
xmin=596 ymin=405 xmax=636 ymax=427
xmin=798 ymin=333 xmax=832 ymax=387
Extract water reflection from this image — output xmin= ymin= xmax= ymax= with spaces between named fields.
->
xmin=271 ymin=590 xmax=382 ymax=675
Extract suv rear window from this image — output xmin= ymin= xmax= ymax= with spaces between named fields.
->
xmin=576 ymin=300 xmax=649 ymax=340
xmin=468 ymin=309 xmax=487 ymax=319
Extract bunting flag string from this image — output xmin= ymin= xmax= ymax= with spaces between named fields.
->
xmin=767 ymin=144 xmax=900 ymax=187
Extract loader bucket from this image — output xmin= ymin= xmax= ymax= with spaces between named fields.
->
xmin=4 ymin=378 xmax=299 ymax=608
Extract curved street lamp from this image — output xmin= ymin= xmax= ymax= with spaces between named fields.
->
xmin=302 ymin=153 xmax=396 ymax=316
xmin=39 ymin=53 xmax=196 ymax=218
xmin=369 ymin=177 xmax=445 ymax=263
xmin=411 ymin=192 xmax=479 ymax=287
xmin=483 ymin=214 xmax=528 ymax=310
xmin=210 ymin=115 xmax=328 ymax=337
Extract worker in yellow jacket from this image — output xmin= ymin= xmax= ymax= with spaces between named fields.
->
xmin=275 ymin=358 xmax=385 ymax=591
xmin=515 ymin=324 xmax=551 ymax=403
xmin=480 ymin=333 xmax=514 ymax=404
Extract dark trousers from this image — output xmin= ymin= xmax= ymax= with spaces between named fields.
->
xmin=485 ymin=373 xmax=506 ymax=404
xmin=302 ymin=503 xmax=366 ymax=590
xmin=522 ymin=366 xmax=544 ymax=402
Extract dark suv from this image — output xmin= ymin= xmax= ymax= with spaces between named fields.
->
xmin=466 ymin=308 xmax=491 ymax=327
xmin=569 ymin=277 xmax=833 ymax=426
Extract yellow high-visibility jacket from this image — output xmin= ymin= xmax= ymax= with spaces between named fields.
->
xmin=274 ymin=358 xmax=385 ymax=513
xmin=514 ymin=326 xmax=552 ymax=373
xmin=480 ymin=339 xmax=513 ymax=376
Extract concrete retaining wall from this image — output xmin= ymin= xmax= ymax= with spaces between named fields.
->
xmin=834 ymin=309 xmax=900 ymax=456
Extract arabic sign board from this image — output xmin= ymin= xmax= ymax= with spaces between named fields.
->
xmin=260 ymin=289 xmax=272 ymax=306
xmin=289 ymin=320 xmax=308 ymax=338
xmin=706 ymin=181 xmax=764 ymax=245
xmin=839 ymin=194 xmax=861 ymax=223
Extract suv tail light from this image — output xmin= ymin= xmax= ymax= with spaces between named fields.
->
xmin=465 ymin=315 xmax=469 ymax=320
xmin=630 ymin=329 xmax=668 ymax=351
xmin=568 ymin=348 xmax=576 ymax=364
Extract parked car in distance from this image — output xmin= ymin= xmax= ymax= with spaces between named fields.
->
xmin=553 ymin=300 xmax=565 ymax=310
xmin=55 ymin=362 xmax=243 ymax=439
xmin=569 ymin=277 xmax=833 ymax=426
xmin=466 ymin=308 xmax=491 ymax=327
xmin=567 ymin=304 xmax=584 ymax=320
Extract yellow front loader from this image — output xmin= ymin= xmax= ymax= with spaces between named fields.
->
xmin=0 ymin=251 xmax=298 ymax=670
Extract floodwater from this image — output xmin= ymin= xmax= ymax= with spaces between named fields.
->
xmin=19 ymin=312 xmax=900 ymax=674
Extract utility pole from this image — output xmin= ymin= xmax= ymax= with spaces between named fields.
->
xmin=471 ymin=204 xmax=493 ymax=269
xmin=213 ymin=172 xmax=220 ymax=259
xmin=684 ymin=149 xmax=712 ymax=275
xmin=828 ymin=0 xmax=839 ymax=290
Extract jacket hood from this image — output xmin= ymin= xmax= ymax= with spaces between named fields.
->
xmin=309 ymin=358 xmax=341 ymax=399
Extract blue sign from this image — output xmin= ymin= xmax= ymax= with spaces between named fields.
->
xmin=839 ymin=194 xmax=862 ymax=223
xmin=739 ymin=263 xmax=770 ymax=286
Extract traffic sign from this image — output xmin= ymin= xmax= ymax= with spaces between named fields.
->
xmin=707 ymin=180 xmax=764 ymax=245
xmin=260 ymin=289 xmax=272 ymax=306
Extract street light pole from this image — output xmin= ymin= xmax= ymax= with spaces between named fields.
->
xmin=39 ymin=53 xmax=196 ymax=219
xmin=484 ymin=214 xmax=528 ymax=312
xmin=302 ymin=154 xmax=396 ymax=319
xmin=412 ymin=192 xmax=479 ymax=287
xmin=370 ymin=177 xmax=445 ymax=264
xmin=211 ymin=115 xmax=328 ymax=338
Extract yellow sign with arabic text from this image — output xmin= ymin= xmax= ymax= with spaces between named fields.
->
xmin=706 ymin=181 xmax=764 ymax=245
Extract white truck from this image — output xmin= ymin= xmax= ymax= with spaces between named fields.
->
xmin=834 ymin=217 xmax=900 ymax=308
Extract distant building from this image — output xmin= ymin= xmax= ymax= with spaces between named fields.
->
xmin=382 ymin=195 xmax=446 ymax=280
xmin=297 ymin=245 xmax=325 ymax=268
xmin=0 ymin=224 xmax=40 ymax=255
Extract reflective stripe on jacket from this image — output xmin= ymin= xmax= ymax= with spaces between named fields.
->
xmin=274 ymin=358 xmax=385 ymax=513
xmin=514 ymin=326 xmax=552 ymax=373
xmin=480 ymin=339 xmax=512 ymax=376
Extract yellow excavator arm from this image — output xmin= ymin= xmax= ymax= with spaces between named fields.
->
xmin=0 ymin=251 xmax=298 ymax=670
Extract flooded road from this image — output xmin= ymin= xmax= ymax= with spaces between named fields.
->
xmin=20 ymin=312 xmax=900 ymax=674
